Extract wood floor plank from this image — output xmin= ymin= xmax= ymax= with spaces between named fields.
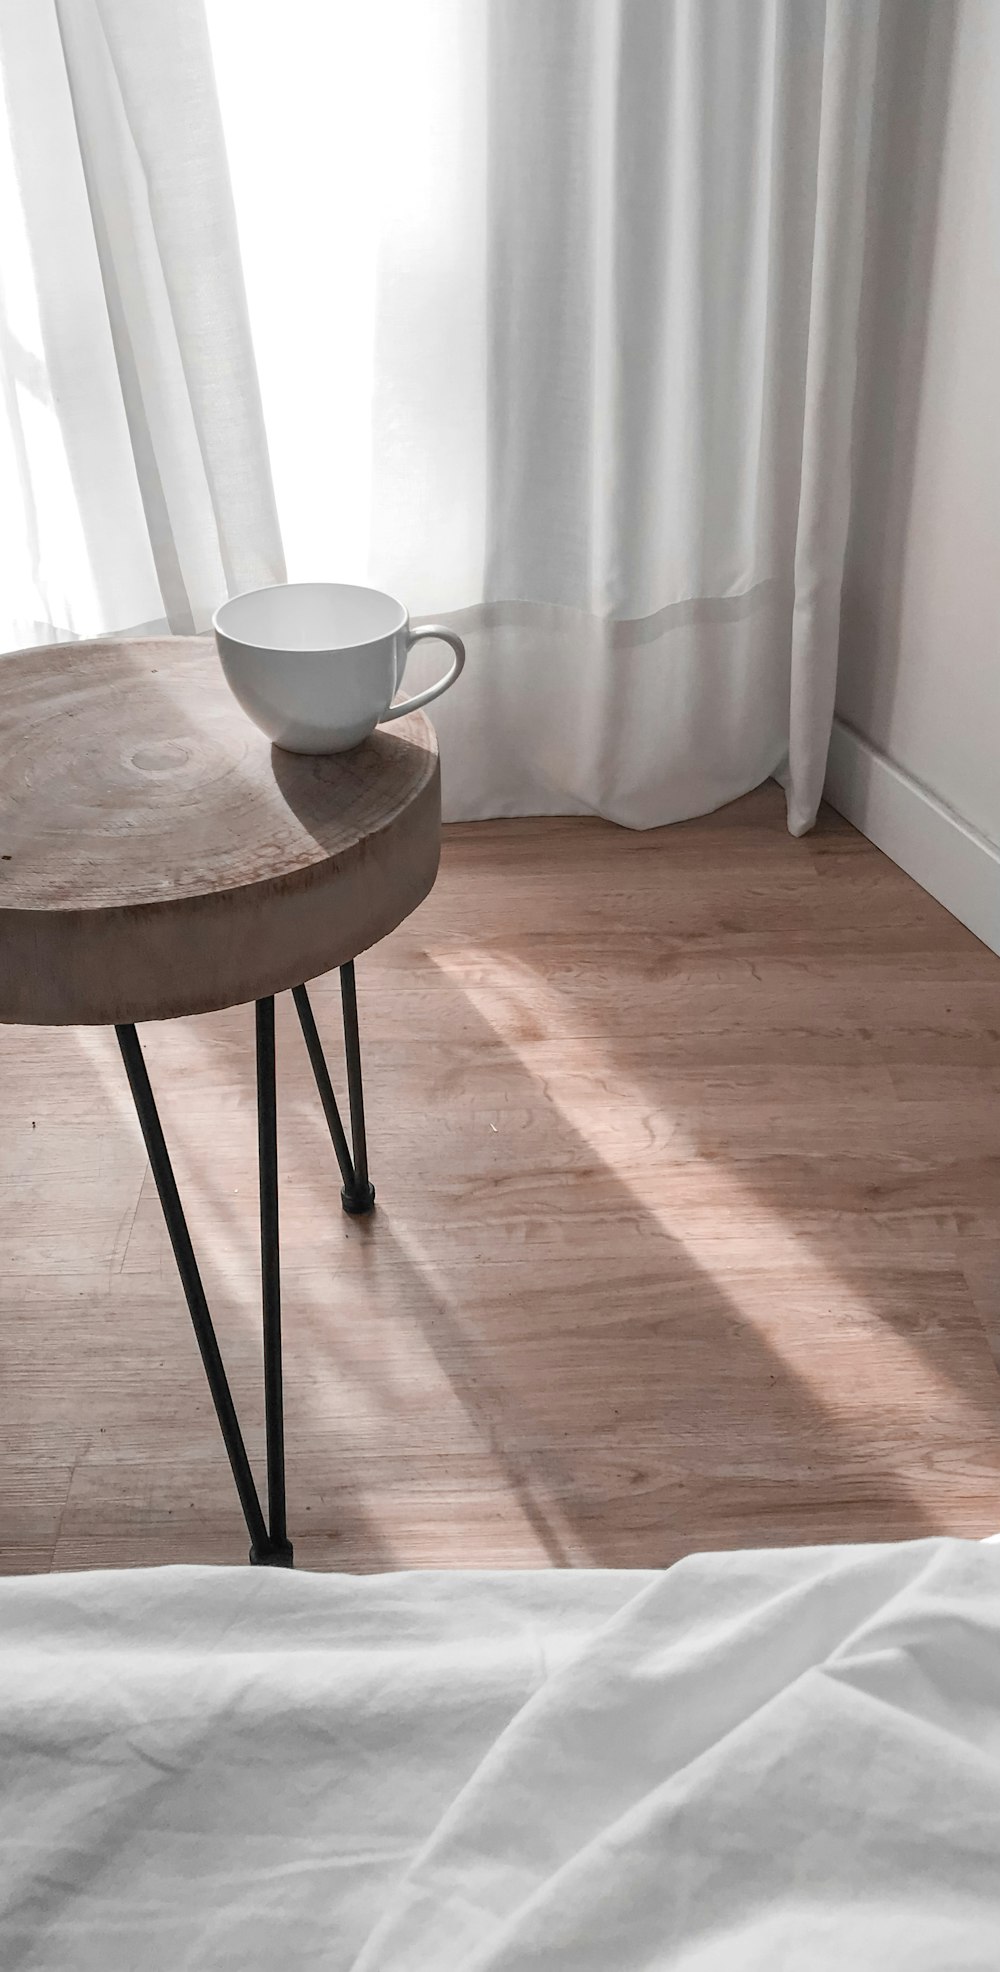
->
xmin=960 ymin=1239 xmax=1000 ymax=1374
xmin=0 ymin=1463 xmax=72 ymax=1575
xmin=4 ymin=786 xmax=1000 ymax=1572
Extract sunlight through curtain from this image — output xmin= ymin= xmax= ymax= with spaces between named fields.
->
xmin=210 ymin=0 xmax=881 ymax=833
xmin=0 ymin=0 xmax=283 ymax=649
xmin=1 ymin=0 xmax=881 ymax=835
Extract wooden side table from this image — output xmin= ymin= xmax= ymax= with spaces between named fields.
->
xmin=0 ymin=636 xmax=440 ymax=1566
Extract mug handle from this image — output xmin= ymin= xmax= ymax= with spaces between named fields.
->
xmin=379 ymin=624 xmax=465 ymax=721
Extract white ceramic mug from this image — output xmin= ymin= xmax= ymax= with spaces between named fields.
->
xmin=213 ymin=581 xmax=465 ymax=754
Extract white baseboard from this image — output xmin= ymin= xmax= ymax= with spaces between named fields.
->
xmin=824 ymin=719 xmax=1000 ymax=957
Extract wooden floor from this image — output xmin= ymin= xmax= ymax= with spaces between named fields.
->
xmin=3 ymin=786 xmax=1000 ymax=1573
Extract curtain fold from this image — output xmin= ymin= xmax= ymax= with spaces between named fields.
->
xmin=784 ymin=0 xmax=881 ymax=833
xmin=0 ymin=0 xmax=283 ymax=648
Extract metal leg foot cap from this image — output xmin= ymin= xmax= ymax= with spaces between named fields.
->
xmin=341 ymin=1181 xmax=376 ymax=1216
xmin=249 ymin=1541 xmax=294 ymax=1568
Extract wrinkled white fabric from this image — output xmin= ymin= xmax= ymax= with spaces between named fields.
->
xmin=2 ymin=1540 xmax=1000 ymax=1967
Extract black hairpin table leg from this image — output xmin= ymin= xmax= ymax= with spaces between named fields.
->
xmin=292 ymin=966 xmax=376 ymax=1215
xmin=115 ymin=973 xmax=378 ymax=1563
xmin=116 ymin=1015 xmax=292 ymax=1567
xmin=254 ymin=998 xmax=293 ymax=1567
xmin=338 ymin=961 xmax=375 ymax=1213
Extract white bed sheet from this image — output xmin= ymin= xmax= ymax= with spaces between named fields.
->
xmin=2 ymin=1539 xmax=1000 ymax=1968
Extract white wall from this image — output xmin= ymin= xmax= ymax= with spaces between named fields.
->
xmin=828 ymin=0 xmax=1000 ymax=953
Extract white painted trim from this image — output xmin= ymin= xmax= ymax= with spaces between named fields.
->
xmin=824 ymin=719 xmax=1000 ymax=957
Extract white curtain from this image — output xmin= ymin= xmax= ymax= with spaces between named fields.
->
xmin=210 ymin=0 xmax=881 ymax=834
xmin=0 ymin=0 xmax=283 ymax=649
xmin=1 ymin=0 xmax=881 ymax=835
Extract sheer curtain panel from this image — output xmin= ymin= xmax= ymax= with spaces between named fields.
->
xmin=212 ymin=0 xmax=881 ymax=833
xmin=0 ymin=0 xmax=283 ymax=649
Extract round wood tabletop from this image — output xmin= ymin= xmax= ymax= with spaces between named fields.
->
xmin=0 ymin=637 xmax=440 ymax=1025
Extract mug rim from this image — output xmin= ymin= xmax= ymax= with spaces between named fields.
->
xmin=213 ymin=580 xmax=408 ymax=654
